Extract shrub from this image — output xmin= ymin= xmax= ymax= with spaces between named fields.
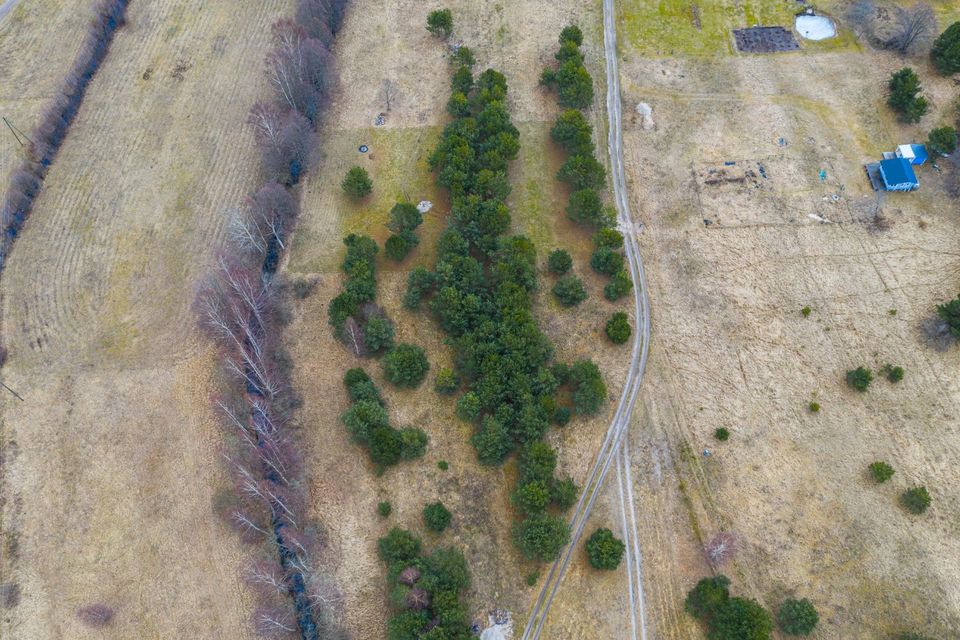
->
xmin=388 ymin=201 xmax=423 ymax=233
xmin=434 ymin=367 xmax=459 ymax=394
xmin=422 ymin=546 xmax=470 ymax=593
xmin=593 ymin=227 xmax=623 ymax=249
xmin=519 ymin=441 xmax=557 ymax=485
xmin=341 ymin=399 xmax=390 ymax=444
xmin=512 ymin=514 xmax=570 ymax=562
xmin=714 ymin=427 xmax=730 ymax=441
xmin=547 ymin=248 xmax=573 ymax=275
xmin=456 ymin=391 xmax=481 ymax=422
xmin=585 ymin=527 xmax=625 ymax=570
xmin=437 ymin=460 xmax=449 ymax=471
xmin=551 ymin=476 xmax=578 ymax=510
xmin=364 ymin=314 xmax=395 ymax=353
xmin=399 ymin=427 xmax=428 ymax=460
xmin=570 ymin=359 xmax=607 ymax=415
xmin=378 ymin=501 xmax=392 ymax=517
xmin=404 ymin=267 xmax=436 ymax=310
xmin=342 ymin=165 xmax=372 ymax=199
xmin=556 ymin=60 xmax=594 ymax=109
xmin=605 ymin=312 xmax=631 ymax=344
xmin=685 ymin=575 xmax=731 ymax=620
xmin=936 ymin=295 xmax=960 ymax=339
xmin=453 ymin=45 xmax=475 ymax=68
xmin=471 ymin=416 xmax=513 ymax=465
xmin=525 ymin=571 xmax=540 ymax=586
xmin=901 ymin=486 xmax=931 ymax=514
xmin=882 ymin=364 xmax=905 ymax=383
xmin=76 ymin=604 xmax=114 ymax=628
xmin=566 ymin=188 xmax=606 ymax=227
xmin=383 ymin=343 xmax=429 ymax=387
xmin=370 ymin=426 xmax=403 ymax=467
xmin=423 ymin=501 xmax=452 ymax=532
xmin=590 ymin=247 xmax=624 ymax=276
xmin=808 ymin=402 xmax=820 ymax=413
xmin=711 ymin=597 xmax=774 ymax=640
xmin=551 ymin=109 xmax=593 ymax=154
xmin=553 ymin=276 xmax=587 ymax=307
xmin=931 ymin=21 xmax=960 ymax=75
xmin=385 ymin=231 xmax=417 ymax=262
xmin=512 ymin=480 xmax=551 ymax=515
xmin=928 ymin=126 xmax=958 ymax=157
xmin=887 ymin=68 xmax=929 ymax=123
xmin=388 ymin=610 xmax=429 ymax=640
xmin=778 ymin=598 xmax=818 ymax=636
xmin=845 ymin=367 xmax=873 ymax=392
xmin=557 ymin=154 xmax=606 ymax=191
xmin=801 ymin=306 xmax=811 ymax=317
xmin=378 ymin=527 xmax=422 ymax=563
xmin=426 ymin=8 xmax=453 ymax=37
xmin=604 ymin=270 xmax=633 ymax=301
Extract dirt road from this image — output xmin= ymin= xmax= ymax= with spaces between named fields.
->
xmin=0 ymin=0 xmax=21 ymax=21
xmin=522 ymin=0 xmax=652 ymax=637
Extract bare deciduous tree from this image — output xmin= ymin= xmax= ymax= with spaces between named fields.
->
xmin=249 ymin=104 xmax=318 ymax=185
xmin=76 ymin=604 xmax=115 ymax=628
xmin=267 ymin=20 xmax=335 ymax=124
xmin=848 ymin=0 xmax=937 ymax=55
xmin=379 ymin=78 xmax=398 ymax=112
xmin=705 ymin=531 xmax=738 ymax=567
xmin=342 ymin=316 xmax=365 ymax=357
xmin=247 ymin=561 xmax=291 ymax=598
xmin=254 ymin=604 xmax=298 ymax=639
xmin=890 ymin=2 xmax=937 ymax=55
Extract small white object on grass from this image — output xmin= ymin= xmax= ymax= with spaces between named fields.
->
xmin=636 ymin=102 xmax=654 ymax=130
xmin=417 ymin=200 xmax=433 ymax=213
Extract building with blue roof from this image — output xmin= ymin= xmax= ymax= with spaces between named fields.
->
xmin=879 ymin=158 xmax=919 ymax=191
xmin=896 ymin=144 xmax=928 ymax=166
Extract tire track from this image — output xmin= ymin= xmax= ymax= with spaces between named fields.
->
xmin=522 ymin=0 xmax=652 ymax=636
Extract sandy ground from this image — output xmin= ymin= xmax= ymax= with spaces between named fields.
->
xmin=281 ymin=0 xmax=649 ymax=637
xmin=612 ymin=35 xmax=960 ymax=639
xmin=0 ymin=1 xmax=293 ymax=637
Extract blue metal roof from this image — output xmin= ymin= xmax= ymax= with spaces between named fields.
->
xmin=909 ymin=144 xmax=928 ymax=165
xmin=879 ymin=158 xmax=918 ymax=189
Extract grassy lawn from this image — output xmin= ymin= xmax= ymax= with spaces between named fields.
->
xmin=620 ymin=0 xmax=859 ymax=56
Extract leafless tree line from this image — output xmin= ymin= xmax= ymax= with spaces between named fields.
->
xmin=0 ymin=0 xmax=130 ymax=271
xmin=847 ymin=0 xmax=937 ymax=56
xmin=198 ymin=2 xmax=351 ymax=638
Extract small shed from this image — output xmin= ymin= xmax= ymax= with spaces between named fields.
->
xmin=879 ymin=158 xmax=919 ymax=191
xmin=895 ymin=144 xmax=928 ymax=166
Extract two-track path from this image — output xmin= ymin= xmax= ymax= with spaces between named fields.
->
xmin=0 ymin=0 xmax=22 ymax=21
xmin=522 ymin=0 xmax=652 ymax=637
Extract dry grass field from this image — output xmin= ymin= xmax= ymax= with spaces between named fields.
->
xmin=0 ymin=1 xmax=294 ymax=637
xmin=281 ymin=0 xmax=649 ymax=636
xmin=609 ymin=10 xmax=960 ymax=638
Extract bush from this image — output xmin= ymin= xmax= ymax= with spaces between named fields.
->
xmin=385 ymin=231 xmax=417 ymax=262
xmin=370 ymin=426 xmax=403 ymax=467
xmin=869 ymin=461 xmax=895 ymax=483
xmin=404 ymin=267 xmax=436 ymax=310
xmin=845 ymin=367 xmax=873 ymax=392
xmin=378 ymin=527 xmax=422 ymax=563
xmin=901 ymin=486 xmax=931 ymax=514
xmin=590 ymin=247 xmax=624 ymax=276
xmin=426 ymin=8 xmax=453 ymax=37
xmin=566 ymin=189 xmax=606 ymax=227
xmin=364 ymin=314 xmax=395 ymax=353
xmin=553 ymin=276 xmax=587 ymax=307
xmin=512 ymin=480 xmax=551 ymax=515
xmin=547 ymin=248 xmax=573 ymax=275
xmin=585 ymin=527 xmax=625 ymax=570
xmin=711 ymin=597 xmax=774 ymax=640
xmin=434 ymin=367 xmax=459 ymax=394
xmin=882 ymin=364 xmax=905 ymax=383
xmin=604 ymin=270 xmax=633 ymax=301
xmin=605 ymin=312 xmax=631 ymax=344
xmin=453 ymin=45 xmax=475 ymax=68
xmin=714 ymin=427 xmax=730 ymax=441
xmin=471 ymin=416 xmax=512 ymax=465
xmin=808 ymin=402 xmax=820 ymax=413
xmin=512 ymin=514 xmax=570 ymax=562
xmin=550 ymin=109 xmax=593 ymax=154
xmin=936 ymin=295 xmax=960 ymax=339
xmin=388 ymin=610 xmax=429 ymax=640
xmin=931 ymin=21 xmax=960 ymax=75
xmin=437 ymin=460 xmax=449 ymax=471
xmin=383 ymin=343 xmax=429 ymax=387
xmin=551 ymin=476 xmax=578 ymax=510
xmin=556 ymin=60 xmax=594 ymax=109
xmin=801 ymin=306 xmax=811 ymax=317
xmin=778 ymin=598 xmax=818 ymax=636
xmin=342 ymin=165 xmax=372 ymax=199
xmin=593 ymin=227 xmax=623 ymax=249
xmin=423 ymin=501 xmax=452 ymax=532
xmin=685 ymin=575 xmax=731 ymax=620
xmin=519 ymin=441 xmax=557 ymax=485
xmin=557 ymin=154 xmax=606 ymax=191
xmin=388 ymin=201 xmax=423 ymax=233
xmin=887 ymin=68 xmax=929 ymax=123
xmin=570 ymin=359 xmax=607 ymax=415
xmin=378 ymin=501 xmax=392 ymax=517
xmin=422 ymin=546 xmax=470 ymax=593
xmin=399 ymin=426 xmax=429 ymax=460
xmin=559 ymin=25 xmax=583 ymax=46
xmin=927 ymin=126 xmax=957 ymax=156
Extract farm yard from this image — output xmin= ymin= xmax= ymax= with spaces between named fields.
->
xmin=612 ymin=3 xmax=960 ymax=638
xmin=1 ymin=0 xmax=959 ymax=638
